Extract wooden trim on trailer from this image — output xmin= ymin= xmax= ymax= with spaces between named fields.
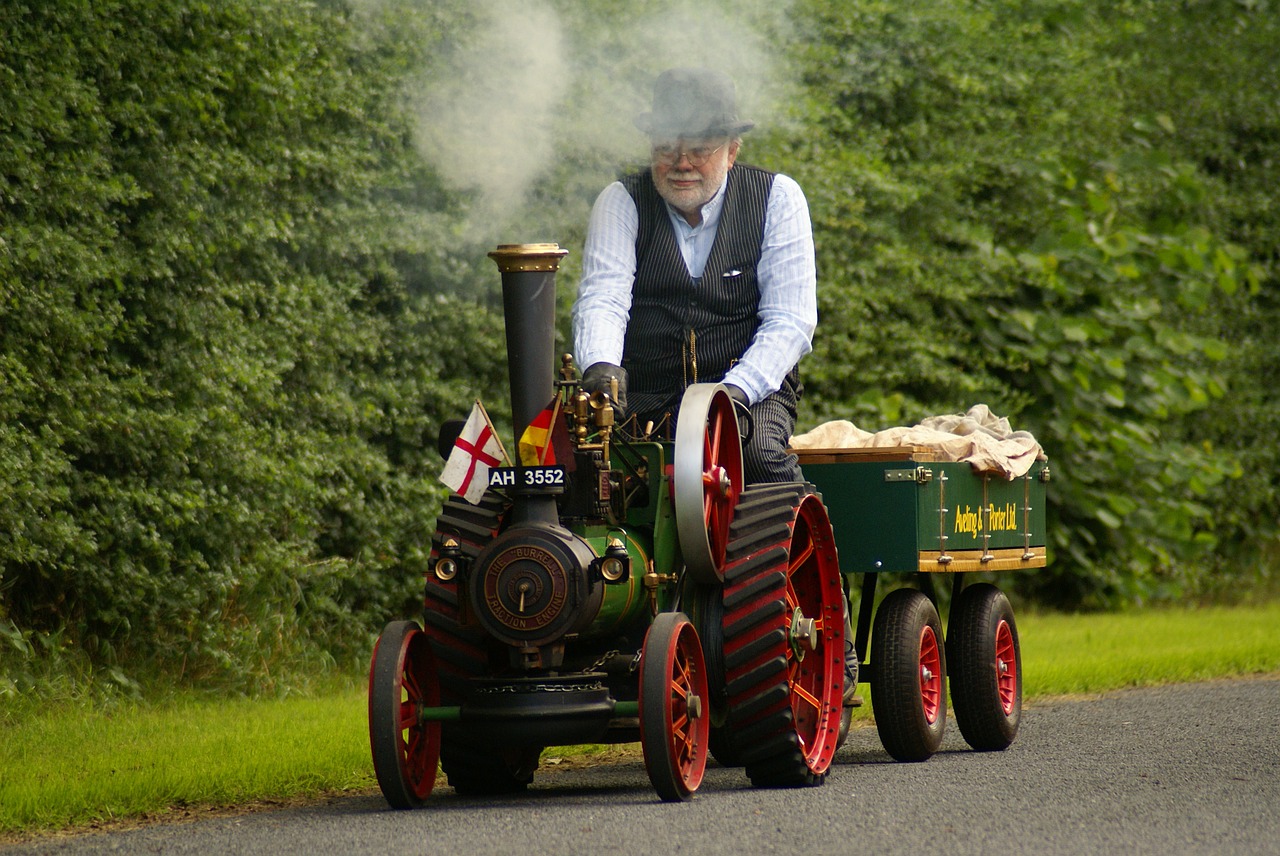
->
xmin=917 ymin=546 xmax=1046 ymax=572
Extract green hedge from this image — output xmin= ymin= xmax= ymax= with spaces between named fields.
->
xmin=0 ymin=0 xmax=510 ymax=692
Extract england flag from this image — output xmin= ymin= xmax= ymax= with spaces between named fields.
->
xmin=440 ymin=402 xmax=504 ymax=504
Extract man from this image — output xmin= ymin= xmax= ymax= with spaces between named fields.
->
xmin=571 ymin=67 xmax=817 ymax=484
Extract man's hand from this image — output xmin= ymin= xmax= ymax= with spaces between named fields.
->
xmin=723 ymin=383 xmax=754 ymax=443
xmin=581 ymin=362 xmax=629 ymax=416
xmin=723 ymin=384 xmax=750 ymax=409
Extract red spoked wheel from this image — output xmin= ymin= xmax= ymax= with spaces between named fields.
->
xmin=719 ymin=485 xmax=845 ymax=787
xmin=674 ymin=384 xmax=743 ymax=584
xmin=369 ymin=619 xmax=441 ymax=808
xmin=782 ymin=496 xmax=847 ymax=774
xmin=640 ymin=612 xmax=711 ymax=802
xmin=870 ymin=588 xmax=947 ymax=762
xmin=948 ymin=583 xmax=1022 ymax=751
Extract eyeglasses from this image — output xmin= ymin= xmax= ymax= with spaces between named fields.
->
xmin=651 ymin=141 xmax=726 ymax=167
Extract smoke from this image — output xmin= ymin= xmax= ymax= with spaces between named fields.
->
xmin=407 ymin=0 xmax=800 ymax=242
xmin=412 ymin=0 xmax=571 ymax=236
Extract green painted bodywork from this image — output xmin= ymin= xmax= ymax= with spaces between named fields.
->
xmin=801 ymin=459 xmax=1050 ymax=575
xmin=574 ymin=439 xmax=682 ymax=638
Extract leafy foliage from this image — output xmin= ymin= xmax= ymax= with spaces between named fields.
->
xmin=775 ymin=0 xmax=1268 ymax=606
xmin=0 ymin=0 xmax=508 ymax=693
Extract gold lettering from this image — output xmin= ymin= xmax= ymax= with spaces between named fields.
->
xmin=954 ymin=504 xmax=980 ymax=536
xmin=982 ymin=501 xmax=1020 ymax=532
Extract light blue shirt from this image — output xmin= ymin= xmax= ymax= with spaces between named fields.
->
xmin=572 ymin=170 xmax=817 ymax=404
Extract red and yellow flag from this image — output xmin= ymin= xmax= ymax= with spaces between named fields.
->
xmin=518 ymin=397 xmax=574 ymax=469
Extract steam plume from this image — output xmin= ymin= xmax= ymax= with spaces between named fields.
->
xmin=409 ymin=0 xmax=798 ymax=240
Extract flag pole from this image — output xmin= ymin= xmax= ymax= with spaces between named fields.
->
xmin=539 ymin=389 xmax=564 ymax=466
xmin=475 ymin=399 xmax=512 ymax=467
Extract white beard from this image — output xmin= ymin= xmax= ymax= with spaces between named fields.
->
xmin=655 ymin=159 xmax=729 ymax=217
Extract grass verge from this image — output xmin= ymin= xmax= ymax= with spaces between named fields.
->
xmin=0 ymin=685 xmax=374 ymax=841
xmin=3 ymin=600 xmax=1278 ymax=840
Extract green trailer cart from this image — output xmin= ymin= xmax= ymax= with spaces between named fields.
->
xmin=798 ymin=445 xmax=1050 ymax=760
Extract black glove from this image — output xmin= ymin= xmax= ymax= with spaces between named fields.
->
xmin=723 ymin=384 xmax=750 ymax=409
xmin=723 ymin=384 xmax=754 ymax=443
xmin=581 ymin=362 xmax=628 ymax=416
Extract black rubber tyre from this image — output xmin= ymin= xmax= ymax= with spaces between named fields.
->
xmin=948 ymin=583 xmax=1022 ymax=751
xmin=719 ymin=484 xmax=845 ymax=788
xmin=424 ymin=493 xmax=542 ymax=795
xmin=639 ymin=612 xmax=711 ymax=801
xmin=871 ymin=588 xmax=947 ymax=762
xmin=687 ymin=581 xmax=743 ymax=768
xmin=368 ymin=620 xmax=440 ymax=809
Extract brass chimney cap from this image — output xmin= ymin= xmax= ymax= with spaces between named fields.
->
xmin=488 ymin=243 xmax=569 ymax=273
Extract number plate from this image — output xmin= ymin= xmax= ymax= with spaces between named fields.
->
xmin=488 ymin=466 xmax=566 ymax=488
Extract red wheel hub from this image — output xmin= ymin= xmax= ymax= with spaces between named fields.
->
xmin=918 ymin=625 xmax=943 ymax=725
xmin=995 ymin=618 xmax=1018 ymax=716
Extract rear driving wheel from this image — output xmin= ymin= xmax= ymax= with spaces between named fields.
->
xmin=720 ymin=485 xmax=844 ymax=787
xmin=871 ymin=588 xmax=947 ymax=762
xmin=640 ymin=612 xmax=710 ymax=802
xmin=780 ymin=496 xmax=845 ymax=776
xmin=369 ymin=620 xmax=441 ymax=808
xmin=948 ymin=583 xmax=1022 ymax=751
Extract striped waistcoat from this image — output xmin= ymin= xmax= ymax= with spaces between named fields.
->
xmin=620 ymin=164 xmax=799 ymax=422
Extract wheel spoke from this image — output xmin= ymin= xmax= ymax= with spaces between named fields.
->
xmin=707 ymin=411 xmax=722 ymax=460
xmin=402 ymin=668 xmax=423 ymax=702
xmin=788 ymin=542 xmax=815 ymax=577
xmin=789 ymin=669 xmax=822 ymax=713
xmin=399 ymin=698 xmax=418 ymax=731
xmin=406 ymin=726 xmax=424 ymax=758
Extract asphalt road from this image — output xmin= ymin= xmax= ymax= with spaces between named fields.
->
xmin=8 ymin=677 xmax=1278 ymax=856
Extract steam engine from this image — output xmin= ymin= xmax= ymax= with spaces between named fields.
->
xmin=368 ymin=243 xmax=848 ymax=806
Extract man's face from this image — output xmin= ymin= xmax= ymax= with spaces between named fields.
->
xmin=650 ymin=136 xmax=739 ymax=219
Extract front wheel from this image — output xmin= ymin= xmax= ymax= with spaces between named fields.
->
xmin=870 ymin=589 xmax=947 ymax=762
xmin=640 ymin=612 xmax=711 ymax=802
xmin=948 ymin=583 xmax=1022 ymax=751
xmin=369 ymin=620 xmax=441 ymax=808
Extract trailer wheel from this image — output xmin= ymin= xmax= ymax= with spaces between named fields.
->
xmin=674 ymin=384 xmax=744 ymax=584
xmin=871 ymin=589 xmax=947 ymax=761
xmin=948 ymin=583 xmax=1021 ymax=751
xmin=720 ymin=485 xmax=844 ymax=787
xmin=640 ymin=612 xmax=711 ymax=801
xmin=369 ymin=620 xmax=441 ymax=809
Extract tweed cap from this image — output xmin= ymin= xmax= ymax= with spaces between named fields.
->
xmin=634 ymin=68 xmax=755 ymax=138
